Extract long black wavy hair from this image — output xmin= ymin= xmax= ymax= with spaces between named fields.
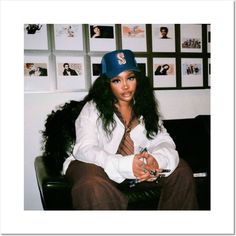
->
xmin=83 ymin=71 xmax=162 ymax=139
xmin=41 ymin=71 xmax=162 ymax=172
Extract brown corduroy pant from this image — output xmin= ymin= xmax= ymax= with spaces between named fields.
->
xmin=65 ymin=158 xmax=199 ymax=210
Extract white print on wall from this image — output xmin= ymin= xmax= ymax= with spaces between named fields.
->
xmin=89 ymin=24 xmax=116 ymax=51
xmin=121 ymin=24 xmax=147 ymax=52
xmin=152 ymin=24 xmax=175 ymax=52
xmin=54 ymin=24 xmax=84 ymax=50
xmin=153 ymin=57 xmax=176 ymax=88
xmin=90 ymin=56 xmax=102 ymax=84
xmin=207 ymin=24 xmax=211 ymax=53
xmin=181 ymin=58 xmax=203 ymax=87
xmin=56 ymin=56 xmax=86 ymax=90
xmin=24 ymin=24 xmax=48 ymax=50
xmin=180 ymin=24 xmax=202 ymax=53
xmin=24 ymin=55 xmax=51 ymax=91
xmin=136 ymin=57 xmax=148 ymax=76
xmin=208 ymin=58 xmax=211 ymax=87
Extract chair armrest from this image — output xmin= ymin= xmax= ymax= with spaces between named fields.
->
xmin=34 ymin=156 xmax=72 ymax=210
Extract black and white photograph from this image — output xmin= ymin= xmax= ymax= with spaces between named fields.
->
xmin=58 ymin=62 xmax=82 ymax=76
xmin=136 ymin=57 xmax=148 ymax=76
xmin=154 ymin=64 xmax=173 ymax=76
xmin=180 ymin=24 xmax=202 ymax=53
xmin=182 ymin=63 xmax=201 ymax=76
xmin=153 ymin=57 xmax=176 ymax=88
xmin=152 ymin=24 xmax=175 ymax=52
xmin=24 ymin=55 xmax=51 ymax=91
xmin=90 ymin=25 xmax=114 ymax=39
xmin=89 ymin=24 xmax=116 ymax=51
xmin=181 ymin=58 xmax=203 ymax=87
xmin=54 ymin=24 xmax=84 ymax=50
xmin=92 ymin=63 xmax=102 ymax=77
xmin=56 ymin=56 xmax=86 ymax=90
xmin=24 ymin=62 xmax=48 ymax=77
xmin=90 ymin=56 xmax=102 ymax=84
xmin=24 ymin=24 xmax=48 ymax=50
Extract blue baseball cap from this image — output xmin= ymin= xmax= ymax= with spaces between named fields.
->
xmin=101 ymin=49 xmax=140 ymax=79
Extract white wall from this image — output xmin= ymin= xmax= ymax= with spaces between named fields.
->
xmin=24 ymin=89 xmax=210 ymax=210
xmin=156 ymin=89 xmax=210 ymax=119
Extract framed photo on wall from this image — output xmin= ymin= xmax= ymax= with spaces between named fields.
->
xmin=90 ymin=56 xmax=102 ymax=84
xmin=152 ymin=24 xmax=175 ymax=52
xmin=24 ymin=55 xmax=51 ymax=91
xmin=181 ymin=58 xmax=203 ymax=87
xmin=136 ymin=57 xmax=148 ymax=76
xmin=208 ymin=58 xmax=211 ymax=87
xmin=56 ymin=56 xmax=86 ymax=90
xmin=180 ymin=24 xmax=202 ymax=53
xmin=89 ymin=24 xmax=116 ymax=51
xmin=24 ymin=24 xmax=48 ymax=50
xmin=207 ymin=24 xmax=211 ymax=53
xmin=54 ymin=24 xmax=84 ymax=51
xmin=153 ymin=57 xmax=176 ymax=88
xmin=121 ymin=24 xmax=147 ymax=52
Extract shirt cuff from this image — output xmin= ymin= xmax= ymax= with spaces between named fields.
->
xmin=151 ymin=153 xmax=168 ymax=169
xmin=118 ymin=155 xmax=135 ymax=179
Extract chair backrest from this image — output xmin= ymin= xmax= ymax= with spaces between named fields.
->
xmin=164 ymin=115 xmax=210 ymax=173
xmin=41 ymin=100 xmax=86 ymax=173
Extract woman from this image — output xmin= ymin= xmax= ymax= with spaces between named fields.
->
xmin=63 ymin=49 xmax=198 ymax=210
xmin=91 ymin=25 xmax=101 ymax=38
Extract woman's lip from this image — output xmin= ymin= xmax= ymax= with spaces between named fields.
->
xmin=122 ymin=92 xmax=132 ymax=97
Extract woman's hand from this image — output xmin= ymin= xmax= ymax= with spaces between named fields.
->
xmin=132 ymin=152 xmax=159 ymax=182
xmin=141 ymin=152 xmax=160 ymax=182
xmin=132 ymin=153 xmax=148 ymax=181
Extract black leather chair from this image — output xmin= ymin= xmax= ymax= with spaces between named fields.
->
xmin=35 ymin=100 xmax=210 ymax=210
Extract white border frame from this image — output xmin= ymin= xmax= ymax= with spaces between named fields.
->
xmin=24 ymin=55 xmax=51 ymax=91
xmin=90 ymin=56 xmax=103 ymax=84
xmin=136 ymin=57 xmax=148 ymax=76
xmin=180 ymin=24 xmax=202 ymax=53
xmin=89 ymin=24 xmax=116 ymax=51
xmin=24 ymin=24 xmax=48 ymax=50
xmin=56 ymin=55 xmax=86 ymax=91
xmin=153 ymin=57 xmax=176 ymax=88
xmin=181 ymin=58 xmax=203 ymax=87
xmin=54 ymin=24 xmax=84 ymax=51
xmin=121 ymin=24 xmax=147 ymax=52
xmin=152 ymin=24 xmax=176 ymax=52
xmin=0 ymin=0 xmax=234 ymax=235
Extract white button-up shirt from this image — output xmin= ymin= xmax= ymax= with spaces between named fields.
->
xmin=63 ymin=101 xmax=179 ymax=183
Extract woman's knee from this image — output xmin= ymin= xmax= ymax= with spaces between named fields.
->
xmin=177 ymin=158 xmax=194 ymax=175
xmin=164 ymin=158 xmax=194 ymax=185
xmin=72 ymin=176 xmax=110 ymax=197
xmin=71 ymin=176 xmax=127 ymax=209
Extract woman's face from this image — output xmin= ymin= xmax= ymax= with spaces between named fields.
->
xmin=110 ymin=70 xmax=137 ymax=104
xmin=94 ymin=27 xmax=100 ymax=34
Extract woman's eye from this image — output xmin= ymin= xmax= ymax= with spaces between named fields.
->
xmin=111 ymin=79 xmax=120 ymax=84
xmin=128 ymin=76 xmax=136 ymax=81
